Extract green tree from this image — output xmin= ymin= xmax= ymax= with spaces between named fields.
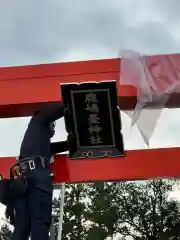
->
xmin=53 ymin=183 xmax=88 ymax=239
xmin=86 ymin=182 xmax=121 ymax=239
xmin=114 ymin=180 xmax=180 ymax=240
xmin=0 ymin=224 xmax=12 ymax=240
xmin=52 ymin=180 xmax=180 ymax=240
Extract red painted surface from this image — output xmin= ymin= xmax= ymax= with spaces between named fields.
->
xmin=0 ymin=58 xmax=136 ymax=118
xmin=1 ymin=147 xmax=180 ymax=182
xmin=0 ymin=55 xmax=180 ymax=182
xmin=0 ymin=54 xmax=180 ymax=118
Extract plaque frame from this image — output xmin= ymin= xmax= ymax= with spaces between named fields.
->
xmin=61 ymin=80 xmax=124 ymax=159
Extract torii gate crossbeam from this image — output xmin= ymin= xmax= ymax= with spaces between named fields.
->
xmin=0 ymin=54 xmax=180 ymax=183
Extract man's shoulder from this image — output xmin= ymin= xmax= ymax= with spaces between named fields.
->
xmin=28 ymin=115 xmax=42 ymax=126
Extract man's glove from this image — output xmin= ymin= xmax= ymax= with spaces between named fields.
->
xmin=50 ymin=141 xmax=68 ymax=155
xmin=5 ymin=204 xmax=15 ymax=226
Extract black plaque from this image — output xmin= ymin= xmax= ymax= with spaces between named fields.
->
xmin=61 ymin=81 xmax=124 ymax=159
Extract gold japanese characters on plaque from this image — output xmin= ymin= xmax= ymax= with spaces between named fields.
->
xmin=85 ymin=92 xmax=102 ymax=145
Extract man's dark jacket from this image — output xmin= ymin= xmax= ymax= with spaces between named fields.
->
xmin=4 ymin=102 xmax=69 ymax=225
xmin=19 ymin=102 xmax=68 ymax=162
xmin=19 ymin=102 xmax=68 ymax=192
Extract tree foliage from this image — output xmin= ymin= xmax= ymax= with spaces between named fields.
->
xmin=1 ymin=179 xmax=180 ymax=239
xmin=0 ymin=224 xmax=12 ymax=240
xmin=53 ymin=180 xmax=180 ymax=240
xmin=53 ymin=183 xmax=88 ymax=240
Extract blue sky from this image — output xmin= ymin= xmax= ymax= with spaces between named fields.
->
xmin=0 ymin=0 xmax=180 ymax=237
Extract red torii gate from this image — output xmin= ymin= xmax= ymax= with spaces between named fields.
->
xmin=0 ymin=55 xmax=180 ymax=184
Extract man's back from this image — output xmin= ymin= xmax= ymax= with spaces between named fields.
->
xmin=20 ymin=116 xmax=52 ymax=161
xmin=19 ymin=102 xmax=65 ymax=162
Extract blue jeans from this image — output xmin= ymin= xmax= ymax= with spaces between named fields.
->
xmin=12 ymin=168 xmax=53 ymax=240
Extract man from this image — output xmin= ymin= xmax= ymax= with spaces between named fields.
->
xmin=6 ymin=102 xmax=68 ymax=240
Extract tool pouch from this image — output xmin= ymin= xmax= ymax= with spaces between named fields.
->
xmin=9 ymin=163 xmax=27 ymax=199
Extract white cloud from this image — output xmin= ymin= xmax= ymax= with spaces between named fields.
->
xmin=0 ymin=0 xmax=180 ymax=66
xmin=0 ymin=0 xmax=180 ymax=236
xmin=0 ymin=0 xmax=179 ymax=167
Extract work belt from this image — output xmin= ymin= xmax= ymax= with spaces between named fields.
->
xmin=8 ymin=156 xmax=54 ymax=199
xmin=10 ymin=156 xmax=49 ymax=179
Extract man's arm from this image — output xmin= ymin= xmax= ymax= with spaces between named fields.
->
xmin=50 ymin=141 xmax=68 ymax=155
xmin=34 ymin=102 xmax=65 ymax=124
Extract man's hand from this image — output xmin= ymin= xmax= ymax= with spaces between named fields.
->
xmin=5 ymin=204 xmax=15 ymax=226
xmin=50 ymin=141 xmax=68 ymax=155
